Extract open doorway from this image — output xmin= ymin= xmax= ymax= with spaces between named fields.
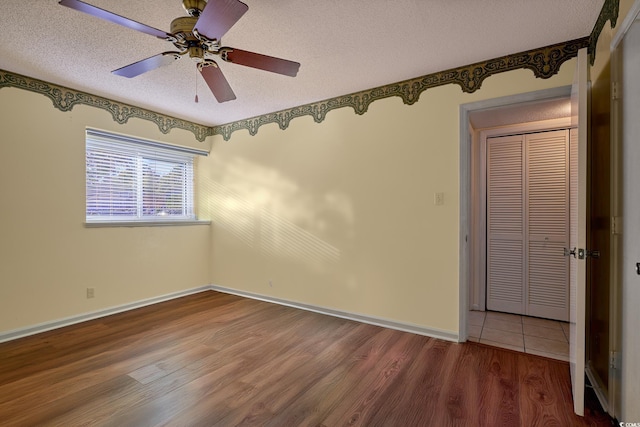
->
xmin=460 ymin=80 xmax=615 ymax=412
xmin=463 ymin=89 xmax=573 ymax=360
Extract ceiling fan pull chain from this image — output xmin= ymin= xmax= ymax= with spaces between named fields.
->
xmin=194 ymin=66 xmax=199 ymax=103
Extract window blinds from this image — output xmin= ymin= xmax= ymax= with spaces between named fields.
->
xmin=86 ymin=129 xmax=205 ymax=222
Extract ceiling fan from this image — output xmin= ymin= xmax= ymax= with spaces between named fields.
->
xmin=58 ymin=0 xmax=300 ymax=102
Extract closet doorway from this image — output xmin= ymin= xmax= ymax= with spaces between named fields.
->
xmin=467 ymin=108 xmax=574 ymax=319
xmin=465 ymin=109 xmax=574 ymax=363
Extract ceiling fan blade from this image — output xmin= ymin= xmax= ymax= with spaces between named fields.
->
xmin=222 ymin=48 xmax=300 ymax=77
xmin=199 ymin=61 xmax=236 ymax=103
xmin=194 ymin=0 xmax=248 ymax=41
xmin=112 ymin=52 xmax=182 ymax=78
xmin=59 ymin=0 xmax=171 ymax=40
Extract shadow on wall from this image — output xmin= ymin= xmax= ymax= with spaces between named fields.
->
xmin=203 ymin=156 xmax=354 ymax=272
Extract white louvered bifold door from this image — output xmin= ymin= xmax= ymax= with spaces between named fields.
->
xmin=487 ymin=135 xmax=525 ymax=314
xmin=526 ymin=130 xmax=570 ymax=321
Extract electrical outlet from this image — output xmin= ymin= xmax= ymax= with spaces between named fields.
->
xmin=86 ymin=287 xmax=95 ymax=299
xmin=434 ymin=192 xmax=444 ymax=206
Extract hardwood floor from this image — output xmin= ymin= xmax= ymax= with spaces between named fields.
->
xmin=0 ymin=291 xmax=612 ymax=426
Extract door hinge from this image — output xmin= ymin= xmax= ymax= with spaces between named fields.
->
xmin=610 ymin=351 xmax=620 ymax=370
xmin=612 ymin=216 xmax=622 ymax=235
xmin=612 ymin=82 xmax=621 ymax=100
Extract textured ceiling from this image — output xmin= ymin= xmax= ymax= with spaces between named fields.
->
xmin=0 ymin=0 xmax=604 ymax=127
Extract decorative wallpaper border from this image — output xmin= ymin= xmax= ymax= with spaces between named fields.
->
xmin=212 ymin=0 xmax=619 ymax=141
xmin=0 ymin=0 xmax=618 ymax=142
xmin=0 ymin=71 xmax=210 ymax=142
xmin=589 ymin=0 xmax=620 ymax=65
xmin=212 ymin=37 xmax=589 ymax=140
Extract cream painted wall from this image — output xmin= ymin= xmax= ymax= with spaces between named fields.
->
xmin=0 ymin=88 xmax=211 ymax=333
xmin=200 ymin=63 xmax=577 ymax=335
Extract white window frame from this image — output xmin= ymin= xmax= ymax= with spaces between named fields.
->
xmin=85 ymin=129 xmax=208 ymax=227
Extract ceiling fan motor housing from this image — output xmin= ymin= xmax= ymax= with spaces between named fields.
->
xmin=170 ymin=16 xmax=198 ymax=40
xmin=182 ymin=0 xmax=207 ymax=17
xmin=170 ymin=15 xmax=219 ymax=60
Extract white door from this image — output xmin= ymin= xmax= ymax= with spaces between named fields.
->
xmin=486 ymin=135 xmax=525 ymax=315
xmin=526 ymin=130 xmax=570 ymax=321
xmin=486 ymin=131 xmax=569 ymax=321
xmin=569 ymin=47 xmax=589 ymax=417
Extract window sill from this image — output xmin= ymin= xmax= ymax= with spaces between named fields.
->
xmin=84 ymin=219 xmax=211 ymax=228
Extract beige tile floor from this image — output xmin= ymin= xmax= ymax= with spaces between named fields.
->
xmin=468 ymin=310 xmax=570 ymax=361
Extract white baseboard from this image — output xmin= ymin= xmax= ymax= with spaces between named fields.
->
xmin=1 ymin=284 xmax=460 ymax=344
xmin=0 ymin=286 xmax=211 ymax=343
xmin=209 ymin=284 xmax=459 ymax=342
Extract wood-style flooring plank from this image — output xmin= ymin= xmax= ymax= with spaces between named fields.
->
xmin=0 ymin=291 xmax=613 ymax=426
xmin=518 ymin=351 xmax=570 ymax=426
xmin=476 ymin=346 xmax=521 ymax=426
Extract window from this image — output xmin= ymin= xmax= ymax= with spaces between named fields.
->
xmin=86 ymin=129 xmax=206 ymax=224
